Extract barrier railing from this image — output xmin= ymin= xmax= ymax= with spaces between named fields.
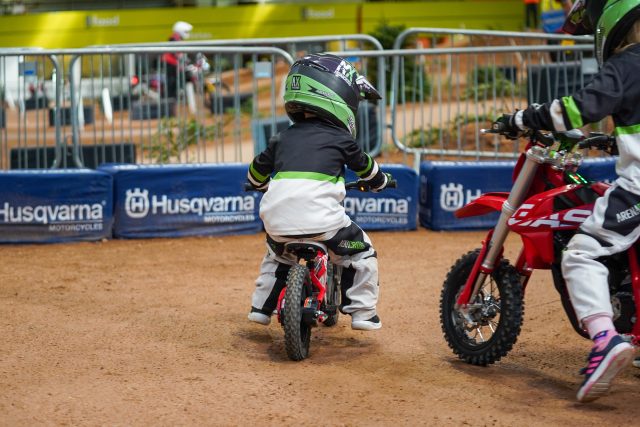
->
xmin=0 ymin=48 xmax=65 ymax=170
xmin=331 ymin=43 xmax=596 ymax=168
xmin=393 ymin=27 xmax=593 ymax=50
xmin=106 ymin=35 xmax=386 ymax=156
xmin=0 ymin=46 xmax=294 ymax=170
xmin=389 ymin=44 xmax=596 ymax=168
xmin=0 ymin=33 xmax=600 ymax=171
xmin=67 ymin=46 xmax=294 ymax=168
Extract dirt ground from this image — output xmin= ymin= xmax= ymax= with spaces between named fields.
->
xmin=1 ymin=229 xmax=639 ymax=426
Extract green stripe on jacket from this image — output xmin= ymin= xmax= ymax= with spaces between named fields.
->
xmin=561 ymin=96 xmax=584 ymax=129
xmin=615 ymin=123 xmax=640 ymax=136
xmin=273 ymin=171 xmax=345 ymax=183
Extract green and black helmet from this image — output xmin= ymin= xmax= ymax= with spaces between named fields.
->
xmin=563 ymin=0 xmax=640 ymax=65
xmin=283 ymin=53 xmax=381 ymax=139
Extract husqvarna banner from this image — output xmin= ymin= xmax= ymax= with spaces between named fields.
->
xmin=420 ymin=158 xmax=619 ymax=231
xmin=100 ymin=163 xmax=261 ymax=238
xmin=420 ymin=161 xmax=518 ymax=231
xmin=0 ymin=169 xmax=113 ymax=243
xmin=345 ymin=164 xmax=418 ymax=231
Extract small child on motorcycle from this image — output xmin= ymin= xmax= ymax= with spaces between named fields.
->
xmin=495 ymin=0 xmax=640 ymax=402
xmin=246 ymin=53 xmax=391 ymax=331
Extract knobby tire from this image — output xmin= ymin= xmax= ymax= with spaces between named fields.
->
xmin=440 ymin=249 xmax=524 ymax=366
xmin=283 ymin=264 xmax=312 ymax=361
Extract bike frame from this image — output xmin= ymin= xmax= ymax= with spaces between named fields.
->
xmin=453 ymin=140 xmax=640 ymax=344
xmin=275 ymin=245 xmax=329 ymax=324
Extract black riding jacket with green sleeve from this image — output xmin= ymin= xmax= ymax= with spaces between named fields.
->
xmin=518 ymin=43 xmax=640 ymax=194
xmin=247 ymin=118 xmax=387 ymax=236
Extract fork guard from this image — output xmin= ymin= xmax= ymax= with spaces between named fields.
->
xmin=455 ymin=192 xmax=510 ymax=218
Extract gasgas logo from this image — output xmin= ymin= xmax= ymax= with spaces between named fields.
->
xmin=124 ymin=188 xmax=256 ymax=224
xmin=507 ymin=203 xmax=591 ymax=228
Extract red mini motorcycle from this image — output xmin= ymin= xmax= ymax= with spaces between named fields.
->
xmin=248 ymin=178 xmax=396 ymax=361
xmin=440 ymin=124 xmax=640 ymax=365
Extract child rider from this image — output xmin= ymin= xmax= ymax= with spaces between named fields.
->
xmin=246 ymin=53 xmax=391 ymax=331
xmin=496 ymin=0 xmax=640 ymax=402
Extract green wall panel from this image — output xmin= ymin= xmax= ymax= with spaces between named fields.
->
xmin=0 ymin=1 xmax=521 ymax=49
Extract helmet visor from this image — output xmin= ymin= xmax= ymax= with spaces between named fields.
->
xmin=562 ymin=0 xmax=594 ymax=35
xmin=356 ymin=75 xmax=382 ymax=100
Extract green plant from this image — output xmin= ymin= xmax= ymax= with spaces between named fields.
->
xmin=463 ymin=66 xmax=517 ymax=100
xmin=401 ymin=127 xmax=448 ymax=148
xmin=145 ymin=118 xmax=217 ymax=163
xmin=224 ymin=96 xmax=253 ymax=115
xmin=451 ymin=112 xmax=496 ymax=128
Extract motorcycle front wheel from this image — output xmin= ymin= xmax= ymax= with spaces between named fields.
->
xmin=440 ymin=249 xmax=524 ymax=366
xmin=283 ymin=264 xmax=313 ymax=361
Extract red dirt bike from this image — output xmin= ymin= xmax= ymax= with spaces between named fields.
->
xmin=440 ymin=124 xmax=640 ymax=365
xmin=248 ymin=178 xmax=396 ymax=361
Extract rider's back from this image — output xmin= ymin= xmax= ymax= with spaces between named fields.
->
xmin=256 ymin=117 xmax=376 ymax=236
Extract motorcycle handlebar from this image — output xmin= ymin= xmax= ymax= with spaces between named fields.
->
xmin=578 ymin=133 xmax=617 ymax=151
xmin=484 ymin=125 xmax=616 ymax=152
xmin=345 ymin=179 xmax=398 ymax=192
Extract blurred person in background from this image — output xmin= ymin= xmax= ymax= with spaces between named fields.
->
xmin=541 ymin=0 xmax=574 ymax=60
xmin=524 ymin=0 xmax=541 ymax=30
xmin=161 ymin=21 xmax=193 ymax=99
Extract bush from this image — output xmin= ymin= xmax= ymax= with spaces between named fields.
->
xmin=145 ymin=118 xmax=217 ymax=163
xmin=463 ymin=66 xmax=517 ymax=100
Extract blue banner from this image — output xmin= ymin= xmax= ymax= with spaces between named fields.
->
xmin=419 ymin=157 xmax=619 ymax=231
xmin=0 ymin=169 xmax=113 ymax=243
xmin=99 ymin=163 xmax=261 ymax=239
xmin=420 ymin=161 xmax=516 ymax=231
xmin=578 ymin=157 xmax=618 ymax=184
xmin=345 ymin=164 xmax=418 ymax=231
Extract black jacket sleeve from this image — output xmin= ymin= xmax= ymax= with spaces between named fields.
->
xmin=344 ymin=139 xmax=387 ymax=190
xmin=247 ymin=135 xmax=277 ymax=188
xmin=522 ymin=59 xmax=624 ymax=131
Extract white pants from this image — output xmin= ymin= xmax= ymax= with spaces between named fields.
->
xmin=250 ymin=222 xmax=379 ymax=322
xmin=562 ymin=182 xmax=640 ymax=321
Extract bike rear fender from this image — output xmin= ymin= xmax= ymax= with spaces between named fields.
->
xmin=455 ymin=192 xmax=509 ymax=218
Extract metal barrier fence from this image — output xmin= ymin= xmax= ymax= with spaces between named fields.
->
xmin=393 ymin=27 xmax=593 ymax=50
xmin=332 ymin=43 xmax=597 ymax=169
xmin=108 ymin=35 xmax=386 ymax=156
xmin=0 ymin=46 xmax=294 ymax=170
xmin=0 ymin=31 xmax=601 ymax=171
xmin=0 ymin=48 xmax=64 ymax=170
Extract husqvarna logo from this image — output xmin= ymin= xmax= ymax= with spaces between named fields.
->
xmin=440 ymin=183 xmax=482 ymax=212
xmin=125 ymin=188 xmax=150 ymax=219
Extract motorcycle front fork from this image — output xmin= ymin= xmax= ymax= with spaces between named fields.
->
xmin=456 ymin=146 xmax=545 ymax=309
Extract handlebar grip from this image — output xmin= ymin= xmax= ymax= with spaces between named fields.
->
xmin=578 ymin=135 xmax=616 ymax=150
xmin=345 ymin=179 xmax=397 ymax=191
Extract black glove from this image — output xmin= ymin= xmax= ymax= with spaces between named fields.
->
xmin=371 ymin=173 xmax=394 ymax=193
xmin=493 ymin=113 xmax=521 ymax=140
